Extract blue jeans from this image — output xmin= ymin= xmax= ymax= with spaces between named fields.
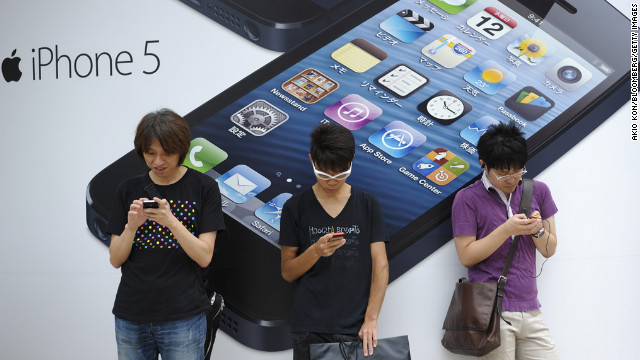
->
xmin=115 ymin=312 xmax=206 ymax=360
xmin=291 ymin=332 xmax=360 ymax=360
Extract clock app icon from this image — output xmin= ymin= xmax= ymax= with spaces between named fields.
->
xmin=418 ymin=90 xmax=472 ymax=125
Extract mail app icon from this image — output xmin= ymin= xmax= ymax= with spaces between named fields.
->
xmin=217 ymin=164 xmax=271 ymax=204
xmin=224 ymin=173 xmax=257 ymax=196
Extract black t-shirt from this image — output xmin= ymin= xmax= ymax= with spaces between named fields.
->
xmin=279 ymin=186 xmax=388 ymax=334
xmin=107 ymin=168 xmax=225 ymax=323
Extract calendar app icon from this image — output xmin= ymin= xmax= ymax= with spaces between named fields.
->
xmin=466 ymin=7 xmax=517 ymax=40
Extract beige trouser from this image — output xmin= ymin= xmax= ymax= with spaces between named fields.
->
xmin=480 ymin=309 xmax=558 ymax=360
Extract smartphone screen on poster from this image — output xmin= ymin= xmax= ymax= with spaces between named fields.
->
xmin=86 ymin=0 xmax=630 ymax=351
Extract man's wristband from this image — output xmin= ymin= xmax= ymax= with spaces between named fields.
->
xmin=532 ymin=226 xmax=545 ymax=238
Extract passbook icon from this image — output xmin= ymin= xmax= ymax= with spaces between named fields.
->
xmin=217 ymin=165 xmax=271 ymax=204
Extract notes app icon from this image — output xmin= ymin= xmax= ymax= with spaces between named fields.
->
xmin=331 ymin=38 xmax=388 ymax=73
xmin=504 ymin=86 xmax=555 ymax=121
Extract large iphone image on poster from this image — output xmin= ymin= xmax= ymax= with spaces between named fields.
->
xmin=86 ymin=0 xmax=630 ymax=351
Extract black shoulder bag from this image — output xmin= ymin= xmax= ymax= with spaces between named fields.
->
xmin=140 ymin=175 xmax=224 ymax=360
xmin=441 ymin=178 xmax=533 ymax=357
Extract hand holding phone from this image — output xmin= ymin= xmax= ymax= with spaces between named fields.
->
xmin=329 ymin=232 xmax=345 ymax=242
xmin=143 ymin=200 xmax=159 ymax=208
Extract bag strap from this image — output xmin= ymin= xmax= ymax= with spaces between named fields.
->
xmin=138 ymin=175 xmax=209 ymax=294
xmin=501 ymin=177 xmax=533 ymax=279
xmin=496 ymin=178 xmax=533 ymax=324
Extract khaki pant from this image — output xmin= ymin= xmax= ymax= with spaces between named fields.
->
xmin=480 ymin=309 xmax=558 ymax=360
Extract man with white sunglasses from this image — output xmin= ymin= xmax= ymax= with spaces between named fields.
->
xmin=280 ymin=123 xmax=389 ymax=360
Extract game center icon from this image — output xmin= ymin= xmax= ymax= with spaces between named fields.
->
xmin=324 ymin=94 xmax=382 ymax=130
xmin=230 ymin=100 xmax=289 ymax=136
xmin=412 ymin=147 xmax=469 ymax=185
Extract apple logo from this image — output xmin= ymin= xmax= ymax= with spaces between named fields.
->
xmin=2 ymin=49 xmax=22 ymax=82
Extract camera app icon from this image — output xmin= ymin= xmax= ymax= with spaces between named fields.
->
xmin=545 ymin=58 xmax=592 ymax=92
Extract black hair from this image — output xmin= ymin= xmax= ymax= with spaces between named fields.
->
xmin=477 ymin=122 xmax=527 ymax=171
xmin=134 ymin=108 xmax=191 ymax=165
xmin=309 ymin=123 xmax=355 ymax=172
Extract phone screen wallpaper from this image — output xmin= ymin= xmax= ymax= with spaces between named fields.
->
xmin=184 ymin=0 xmax=607 ymax=245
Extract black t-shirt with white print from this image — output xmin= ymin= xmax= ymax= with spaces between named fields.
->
xmin=279 ymin=186 xmax=388 ymax=334
xmin=107 ymin=168 xmax=225 ymax=323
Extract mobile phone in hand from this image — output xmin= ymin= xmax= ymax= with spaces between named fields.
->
xmin=142 ymin=200 xmax=159 ymax=209
xmin=329 ymin=232 xmax=345 ymax=242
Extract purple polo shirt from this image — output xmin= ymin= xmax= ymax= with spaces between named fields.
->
xmin=451 ymin=176 xmax=557 ymax=311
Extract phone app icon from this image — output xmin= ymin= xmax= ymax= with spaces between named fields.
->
xmin=504 ymin=86 xmax=555 ymax=121
xmin=428 ymin=0 xmax=477 ymax=14
xmin=412 ymin=147 xmax=469 ymax=185
xmin=421 ymin=34 xmax=475 ymax=69
xmin=230 ymin=99 xmax=289 ymax=136
xmin=324 ymin=94 xmax=382 ymax=130
xmin=466 ymin=7 xmax=517 ymax=40
xmin=217 ymin=165 xmax=271 ymax=204
xmin=507 ymin=33 xmax=555 ymax=66
xmin=331 ymin=38 xmax=388 ymax=73
xmin=545 ymin=58 xmax=592 ymax=92
xmin=368 ymin=121 xmax=426 ymax=158
xmin=460 ymin=116 xmax=500 ymax=146
xmin=282 ymin=69 xmax=339 ymax=104
xmin=379 ymin=9 xmax=434 ymax=43
xmin=254 ymin=193 xmax=292 ymax=231
xmin=464 ymin=60 xmax=516 ymax=95
xmin=374 ymin=64 xmax=429 ymax=99
xmin=182 ymin=137 xmax=228 ymax=173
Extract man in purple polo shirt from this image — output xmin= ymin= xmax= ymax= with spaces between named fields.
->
xmin=452 ymin=122 xmax=558 ymax=360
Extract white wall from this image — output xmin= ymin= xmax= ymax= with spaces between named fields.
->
xmin=0 ymin=0 xmax=637 ymax=359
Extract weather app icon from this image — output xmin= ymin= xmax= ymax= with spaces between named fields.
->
xmin=460 ymin=116 xmax=500 ymax=146
xmin=368 ymin=121 xmax=426 ymax=158
xmin=255 ymin=193 xmax=292 ymax=231
xmin=379 ymin=9 xmax=434 ymax=43
xmin=464 ymin=60 xmax=516 ymax=95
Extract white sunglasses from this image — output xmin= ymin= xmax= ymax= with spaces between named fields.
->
xmin=312 ymin=163 xmax=352 ymax=180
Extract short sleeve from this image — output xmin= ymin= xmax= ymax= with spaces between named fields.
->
xmin=198 ymin=178 xmax=225 ymax=234
xmin=278 ymin=197 xmax=300 ymax=248
xmin=368 ymin=194 xmax=388 ymax=244
xmin=451 ymin=188 xmax=479 ymax=237
xmin=106 ymin=180 xmax=130 ymax=237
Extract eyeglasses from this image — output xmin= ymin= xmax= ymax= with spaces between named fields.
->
xmin=491 ymin=168 xmax=527 ymax=181
xmin=312 ymin=163 xmax=352 ymax=180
